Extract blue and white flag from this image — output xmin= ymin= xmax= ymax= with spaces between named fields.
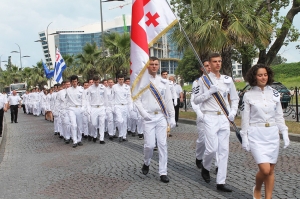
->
xmin=42 ymin=62 xmax=54 ymax=79
xmin=54 ymin=48 xmax=66 ymax=83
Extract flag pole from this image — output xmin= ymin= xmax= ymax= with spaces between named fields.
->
xmin=165 ymin=0 xmax=242 ymax=143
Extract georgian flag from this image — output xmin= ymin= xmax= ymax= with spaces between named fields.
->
xmin=130 ymin=0 xmax=178 ymax=100
xmin=54 ymin=48 xmax=67 ymax=83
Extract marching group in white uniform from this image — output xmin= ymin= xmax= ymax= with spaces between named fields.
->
xmin=19 ymin=54 xmax=290 ymax=195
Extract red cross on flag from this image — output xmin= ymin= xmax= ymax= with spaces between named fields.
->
xmin=130 ymin=0 xmax=178 ymax=100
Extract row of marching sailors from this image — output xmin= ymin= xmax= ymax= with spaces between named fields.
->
xmin=24 ymin=75 xmax=146 ymax=148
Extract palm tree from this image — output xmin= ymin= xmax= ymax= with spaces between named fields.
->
xmin=171 ymin=0 xmax=272 ymax=76
xmin=103 ymin=32 xmax=130 ymax=79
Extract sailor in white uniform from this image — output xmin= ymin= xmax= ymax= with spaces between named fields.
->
xmin=81 ymin=82 xmax=90 ymax=140
xmin=240 ymin=64 xmax=290 ymax=199
xmin=112 ymin=75 xmax=132 ymax=142
xmin=66 ymin=75 xmax=85 ymax=148
xmin=87 ymin=76 xmax=107 ymax=144
xmin=194 ymin=53 xmax=238 ymax=192
xmin=106 ymin=79 xmax=117 ymax=140
xmin=135 ymin=56 xmax=176 ymax=183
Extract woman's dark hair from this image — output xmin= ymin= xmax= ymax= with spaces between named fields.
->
xmin=245 ymin=64 xmax=274 ymax=86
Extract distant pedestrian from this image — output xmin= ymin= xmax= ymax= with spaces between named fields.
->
xmin=240 ymin=64 xmax=290 ymax=199
xmin=0 ymin=92 xmax=8 ymax=136
xmin=8 ymin=90 xmax=22 ymax=123
xmin=169 ymin=76 xmax=183 ymax=126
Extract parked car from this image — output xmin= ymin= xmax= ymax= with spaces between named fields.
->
xmin=238 ymin=82 xmax=291 ymax=109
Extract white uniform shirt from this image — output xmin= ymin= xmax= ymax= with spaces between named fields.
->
xmin=56 ymin=89 xmax=67 ymax=111
xmin=112 ymin=83 xmax=132 ymax=106
xmin=168 ymin=80 xmax=177 ymax=100
xmin=135 ymin=75 xmax=175 ymax=119
xmin=194 ymin=73 xmax=239 ymax=114
xmin=8 ymin=95 xmax=21 ymax=105
xmin=22 ymin=94 xmax=28 ymax=104
xmin=191 ymin=79 xmax=202 ymax=116
xmin=174 ymin=83 xmax=183 ymax=99
xmin=240 ymin=86 xmax=288 ymax=137
xmin=31 ymin=92 xmax=40 ymax=103
xmin=0 ymin=93 xmax=8 ymax=109
xmin=105 ymin=87 xmax=114 ymax=107
xmin=66 ymin=86 xmax=84 ymax=107
xmin=87 ymin=84 xmax=107 ymax=106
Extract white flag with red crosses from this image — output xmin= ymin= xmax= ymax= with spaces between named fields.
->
xmin=130 ymin=0 xmax=178 ymax=101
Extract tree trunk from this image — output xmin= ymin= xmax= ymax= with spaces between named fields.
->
xmin=241 ymin=54 xmax=253 ymax=80
xmin=258 ymin=1 xmax=300 ymax=66
xmin=221 ymin=47 xmax=232 ymax=76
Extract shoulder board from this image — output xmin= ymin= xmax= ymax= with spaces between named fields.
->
xmin=161 ymin=78 xmax=168 ymax=84
xmin=223 ymin=75 xmax=232 ymax=83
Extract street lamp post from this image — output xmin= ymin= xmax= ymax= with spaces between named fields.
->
xmin=100 ymin=0 xmax=125 ymax=52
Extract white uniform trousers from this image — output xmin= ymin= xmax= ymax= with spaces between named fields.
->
xmin=202 ymin=114 xmax=230 ymax=184
xmin=143 ymin=113 xmax=168 ymax=175
xmin=91 ymin=106 xmax=106 ymax=141
xmin=82 ymin=113 xmax=89 ymax=137
xmin=196 ymin=119 xmax=206 ymax=161
xmin=54 ymin=115 xmax=61 ymax=133
xmin=61 ymin=111 xmax=71 ymax=139
xmin=33 ymin=102 xmax=39 ymax=116
xmin=25 ymin=104 xmax=29 ymax=114
xmin=37 ymin=103 xmax=41 ymax=116
xmin=115 ymin=105 xmax=128 ymax=139
xmin=106 ymin=107 xmax=116 ymax=136
xmin=127 ymin=116 xmax=132 ymax=132
xmin=68 ymin=107 xmax=83 ymax=144
xmin=137 ymin=118 xmax=143 ymax=135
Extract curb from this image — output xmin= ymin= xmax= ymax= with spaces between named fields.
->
xmin=178 ymin=118 xmax=300 ymax=142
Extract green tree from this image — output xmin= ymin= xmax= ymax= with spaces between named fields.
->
xmin=103 ymin=32 xmax=131 ymax=79
xmin=171 ymin=0 xmax=272 ymax=76
xmin=270 ymin=54 xmax=287 ymax=66
xmin=175 ymin=48 xmax=200 ymax=82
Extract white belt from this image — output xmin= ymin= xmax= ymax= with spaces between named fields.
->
xmin=148 ymin=110 xmax=163 ymax=115
xmin=250 ymin=122 xmax=276 ymax=127
xmin=91 ymin=105 xmax=102 ymax=108
xmin=203 ymin=111 xmax=223 ymax=115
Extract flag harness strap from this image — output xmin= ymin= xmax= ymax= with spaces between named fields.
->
xmin=149 ymin=82 xmax=168 ymax=119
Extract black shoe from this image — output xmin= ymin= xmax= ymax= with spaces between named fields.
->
xmin=54 ymin=132 xmax=58 ymax=135
xmin=119 ymin=137 xmax=123 ymax=142
xmin=100 ymin=141 xmax=105 ymax=144
xmin=201 ymin=167 xmax=211 ymax=183
xmin=154 ymin=146 xmax=158 ymax=151
xmin=122 ymin=138 xmax=127 ymax=141
xmin=11 ymin=121 xmax=13 ymax=123
xmin=15 ymin=121 xmax=18 ymax=123
xmin=93 ymin=138 xmax=97 ymax=143
xmin=109 ymin=136 xmax=113 ymax=141
xmin=176 ymin=123 xmax=178 ymax=127
xmin=215 ymin=167 xmax=218 ymax=174
xmin=141 ymin=164 xmax=149 ymax=175
xmin=113 ymin=135 xmax=118 ymax=138
xmin=65 ymin=139 xmax=70 ymax=144
xmin=59 ymin=136 xmax=63 ymax=139
xmin=84 ymin=135 xmax=88 ymax=139
xmin=138 ymin=134 xmax=144 ymax=140
xmin=127 ymin=130 xmax=131 ymax=135
xmin=131 ymin=132 xmax=136 ymax=137
xmin=0 ymin=134 xmax=2 ymax=137
xmin=217 ymin=184 xmax=232 ymax=192
xmin=168 ymin=134 xmax=173 ymax=137
xmin=160 ymin=175 xmax=170 ymax=183
xmin=78 ymin=142 xmax=83 ymax=146
xmin=72 ymin=143 xmax=77 ymax=148
xmin=196 ymin=159 xmax=203 ymax=169
xmin=88 ymin=136 xmax=92 ymax=141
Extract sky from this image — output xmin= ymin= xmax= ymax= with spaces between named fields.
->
xmin=0 ymin=0 xmax=299 ymax=69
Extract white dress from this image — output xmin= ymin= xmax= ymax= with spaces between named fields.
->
xmin=240 ymin=86 xmax=288 ymax=164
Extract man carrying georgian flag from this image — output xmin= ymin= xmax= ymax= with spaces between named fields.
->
xmin=130 ymin=0 xmax=178 ymax=183
xmin=54 ymin=48 xmax=67 ymax=84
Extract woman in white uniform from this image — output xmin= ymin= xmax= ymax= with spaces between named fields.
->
xmin=240 ymin=64 xmax=290 ymax=199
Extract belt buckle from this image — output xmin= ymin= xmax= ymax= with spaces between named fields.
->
xmin=154 ymin=111 xmax=158 ymax=114
xmin=97 ymin=105 xmax=100 ymax=108
xmin=75 ymin=105 xmax=78 ymax=108
xmin=265 ymin=123 xmax=270 ymax=127
xmin=217 ymin=111 xmax=221 ymax=115
xmin=121 ymin=104 xmax=124 ymax=106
